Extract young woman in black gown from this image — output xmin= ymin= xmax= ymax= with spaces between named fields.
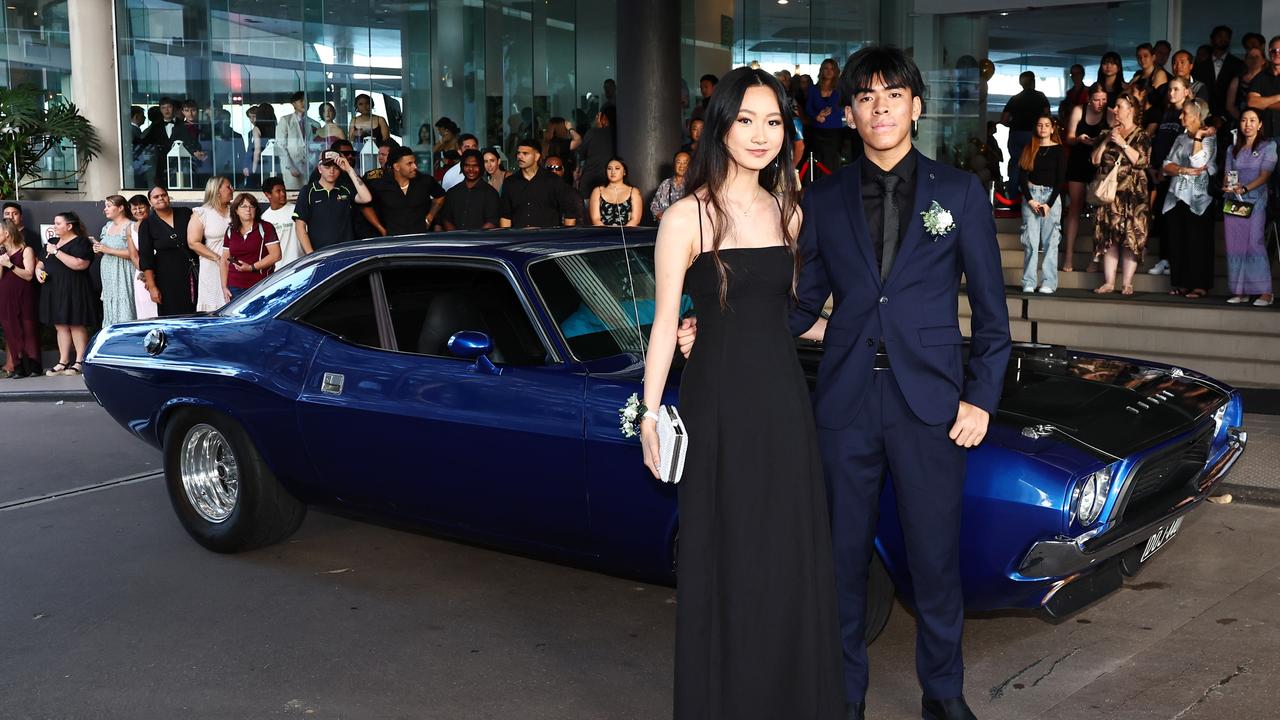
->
xmin=639 ymin=67 xmax=843 ymax=720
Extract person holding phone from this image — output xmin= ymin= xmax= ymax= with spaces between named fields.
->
xmin=36 ymin=212 xmax=96 ymax=375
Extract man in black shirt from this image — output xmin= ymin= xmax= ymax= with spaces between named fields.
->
xmin=1000 ymin=72 xmax=1049 ymax=199
xmin=543 ymin=155 xmax=587 ymax=224
xmin=364 ymin=146 xmax=446 ymax=236
xmin=295 ymin=151 xmax=374 ymax=252
xmin=1248 ymin=35 xmax=1280 ymax=137
xmin=440 ymin=150 xmax=500 ymax=230
xmin=1193 ymin=25 xmax=1245 ymax=126
xmin=499 ymin=139 xmax=579 ymax=228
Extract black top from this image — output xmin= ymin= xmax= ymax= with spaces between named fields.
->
xmin=294 ymin=181 xmax=356 ymax=249
xmin=137 ymin=208 xmax=194 ymax=272
xmin=440 ymin=180 xmax=500 ymax=230
xmin=578 ymin=126 xmax=615 ymax=188
xmin=860 ymin=150 xmax=918 ymax=270
xmin=1151 ymin=106 xmax=1186 ymax=169
xmin=1193 ymin=52 xmax=1245 ymax=120
xmin=1018 ymin=145 xmax=1066 ymax=206
xmin=20 ymin=227 xmax=43 ymax=261
xmin=1003 ymin=89 xmax=1051 ymax=132
xmin=1249 ymin=70 xmax=1280 ymax=138
xmin=370 ymin=175 xmax=446 ymax=236
xmin=498 ymin=169 xmax=579 ymax=228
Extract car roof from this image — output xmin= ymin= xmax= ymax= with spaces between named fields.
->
xmin=301 ymin=227 xmax=658 ymax=269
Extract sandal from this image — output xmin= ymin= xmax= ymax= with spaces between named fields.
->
xmin=64 ymin=362 xmax=84 ymax=376
xmin=1121 ymin=285 xmax=1135 ymax=296
xmin=46 ymin=362 xmax=69 ymax=376
xmin=1168 ymin=288 xmax=1188 ymax=296
xmin=1094 ymin=283 xmax=1115 ymax=294
xmin=1185 ymin=289 xmax=1207 ymax=300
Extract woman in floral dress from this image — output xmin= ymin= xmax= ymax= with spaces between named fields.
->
xmin=94 ymin=195 xmax=138 ymax=326
xmin=1090 ymin=93 xmax=1151 ymax=295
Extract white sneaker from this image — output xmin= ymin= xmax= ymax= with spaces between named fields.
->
xmin=1254 ymin=296 xmax=1274 ymax=307
xmin=1022 ymin=285 xmax=1036 ymax=293
xmin=1038 ymin=287 xmax=1056 ymax=294
xmin=1147 ymin=259 xmax=1170 ymax=275
xmin=1227 ymin=295 xmax=1250 ymax=304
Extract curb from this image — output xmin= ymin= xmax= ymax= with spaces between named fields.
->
xmin=0 ymin=391 xmax=95 ymax=404
xmin=1220 ymin=483 xmax=1280 ymax=508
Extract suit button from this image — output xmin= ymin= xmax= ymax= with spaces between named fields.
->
xmin=866 ymin=338 xmax=875 ymax=347
xmin=879 ymin=296 xmax=888 ymax=304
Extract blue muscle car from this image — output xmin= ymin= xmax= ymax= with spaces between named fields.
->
xmin=83 ymin=229 xmax=1247 ymax=641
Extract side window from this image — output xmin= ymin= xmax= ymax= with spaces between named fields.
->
xmin=296 ymin=273 xmax=382 ymax=348
xmin=381 ymin=265 xmax=547 ymax=366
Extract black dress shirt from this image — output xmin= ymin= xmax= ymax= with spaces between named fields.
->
xmin=370 ymin=175 xmax=446 ymax=236
xmin=440 ymin=180 xmax=500 ymax=230
xmin=860 ymin=149 xmax=918 ymax=270
xmin=499 ymin=169 xmax=578 ymax=227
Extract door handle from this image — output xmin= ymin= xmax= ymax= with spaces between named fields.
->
xmin=321 ymin=372 xmax=345 ymax=395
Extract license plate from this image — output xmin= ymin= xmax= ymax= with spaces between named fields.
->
xmin=1139 ymin=516 xmax=1184 ymax=562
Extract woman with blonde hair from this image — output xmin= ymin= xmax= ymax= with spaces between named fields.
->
xmin=0 ymin=219 xmax=39 ymax=378
xmin=93 ymin=195 xmax=138 ymax=326
xmin=186 ymin=175 xmax=233 ymax=311
xmin=1018 ymin=114 xmax=1066 ymax=293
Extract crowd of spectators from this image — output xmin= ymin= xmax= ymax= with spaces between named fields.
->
xmin=1002 ymin=25 xmax=1278 ymax=304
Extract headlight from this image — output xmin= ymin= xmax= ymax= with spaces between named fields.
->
xmin=1071 ymin=464 xmax=1116 ymax=527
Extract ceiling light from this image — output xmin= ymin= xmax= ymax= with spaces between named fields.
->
xmin=778 ymin=0 xmax=788 ymax=4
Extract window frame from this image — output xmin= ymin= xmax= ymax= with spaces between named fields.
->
xmin=526 ymin=242 xmax=657 ymax=364
xmin=281 ymin=252 xmax=560 ymax=364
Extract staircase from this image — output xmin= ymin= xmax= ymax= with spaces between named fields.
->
xmin=959 ymin=216 xmax=1280 ymax=388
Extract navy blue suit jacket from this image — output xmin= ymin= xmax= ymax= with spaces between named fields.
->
xmin=789 ymin=150 xmax=1012 ymax=428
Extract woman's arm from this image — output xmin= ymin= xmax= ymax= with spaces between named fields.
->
xmin=1065 ymin=106 xmax=1085 ymax=145
xmin=626 ymin=188 xmax=643 ymax=227
xmin=1090 ymin=131 xmax=1110 ymax=165
xmin=256 ymin=242 xmax=283 ymax=272
xmin=638 ymin=198 xmax=697 ymax=479
xmin=186 ymin=213 xmax=218 ymax=262
xmin=220 ymin=247 xmax=231 ymax=301
xmin=588 ymin=187 xmax=603 ymax=226
xmin=11 ymin=247 xmax=37 ymax=281
xmin=54 ymin=245 xmax=91 ymax=272
xmin=127 ymin=224 xmax=141 ymax=270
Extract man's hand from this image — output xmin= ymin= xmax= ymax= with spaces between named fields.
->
xmin=676 ymin=317 xmax=697 ymax=358
xmin=949 ymin=401 xmax=990 ymax=448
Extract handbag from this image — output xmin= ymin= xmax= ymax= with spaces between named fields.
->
xmin=1223 ymin=197 xmax=1255 ymax=218
xmin=1087 ymin=155 xmax=1122 ymax=205
xmin=653 ymin=405 xmax=688 ymax=485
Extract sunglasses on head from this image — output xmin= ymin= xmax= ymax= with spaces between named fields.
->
xmin=339 ymin=150 xmax=356 ymax=156
xmin=545 ymin=164 xmax=563 ymax=171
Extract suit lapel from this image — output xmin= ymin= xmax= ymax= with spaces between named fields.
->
xmin=840 ymin=157 xmax=881 ymax=287
xmin=884 ymin=151 xmax=938 ymax=288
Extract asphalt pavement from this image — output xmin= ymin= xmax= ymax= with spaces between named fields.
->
xmin=1 ymin=400 xmax=1278 ymax=720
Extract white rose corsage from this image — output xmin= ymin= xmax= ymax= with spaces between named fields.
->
xmin=921 ymin=201 xmax=956 ymax=239
xmin=619 ymin=393 xmax=647 ymax=438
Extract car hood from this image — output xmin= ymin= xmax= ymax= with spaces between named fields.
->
xmin=793 ymin=343 xmax=1233 ymax=461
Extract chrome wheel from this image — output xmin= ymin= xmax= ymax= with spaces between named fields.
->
xmin=180 ymin=423 xmax=240 ymax=523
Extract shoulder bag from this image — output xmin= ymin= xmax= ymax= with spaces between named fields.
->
xmin=1087 ymin=135 xmax=1123 ymax=206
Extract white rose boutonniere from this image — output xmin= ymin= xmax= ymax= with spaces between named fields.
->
xmin=921 ymin=201 xmax=957 ymax=239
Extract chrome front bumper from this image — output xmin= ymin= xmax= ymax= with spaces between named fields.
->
xmin=1019 ymin=427 xmax=1247 ymax=579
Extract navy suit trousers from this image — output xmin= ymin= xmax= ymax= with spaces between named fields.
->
xmin=820 ymin=368 xmax=967 ymax=703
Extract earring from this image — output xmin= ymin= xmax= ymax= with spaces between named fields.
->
xmin=912 ymin=119 xmax=918 ymax=134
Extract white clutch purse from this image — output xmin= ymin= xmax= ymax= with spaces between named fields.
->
xmin=654 ymin=405 xmax=688 ymax=484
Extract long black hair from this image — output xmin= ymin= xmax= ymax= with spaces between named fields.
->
xmin=683 ymin=66 xmax=800 ymax=308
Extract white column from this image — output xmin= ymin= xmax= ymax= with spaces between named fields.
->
xmin=67 ymin=0 xmax=122 ymax=197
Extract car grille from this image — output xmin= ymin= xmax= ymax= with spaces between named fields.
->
xmin=1119 ymin=424 xmax=1214 ymax=516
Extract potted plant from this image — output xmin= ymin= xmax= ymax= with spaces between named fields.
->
xmin=0 ymin=85 xmax=103 ymax=198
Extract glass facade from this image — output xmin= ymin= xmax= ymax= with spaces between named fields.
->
xmin=113 ymin=0 xmax=617 ymax=191
xmin=0 ymin=0 xmax=1268 ymax=193
xmin=1 ymin=0 xmax=76 ymax=190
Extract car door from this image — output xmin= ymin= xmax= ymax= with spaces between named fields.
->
xmin=292 ymin=257 xmax=589 ymax=550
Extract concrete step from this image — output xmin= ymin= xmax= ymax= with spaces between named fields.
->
xmin=1022 ymin=295 xmax=1280 ymax=334
xmin=1030 ymin=318 xmax=1280 ymax=362
xmin=996 ymin=230 xmax=1229 ymax=253
xmin=1002 ymin=267 xmax=1176 ymax=292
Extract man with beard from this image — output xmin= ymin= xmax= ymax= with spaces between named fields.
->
xmin=364 ymin=146 xmax=446 ymax=236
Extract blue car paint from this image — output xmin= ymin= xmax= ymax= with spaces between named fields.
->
xmin=83 ymin=229 xmax=1244 ymax=608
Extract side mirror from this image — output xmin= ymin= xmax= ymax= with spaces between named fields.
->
xmin=447 ymin=331 xmax=501 ymax=375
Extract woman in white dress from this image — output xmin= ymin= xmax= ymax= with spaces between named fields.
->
xmin=186 ymin=176 xmax=233 ymax=311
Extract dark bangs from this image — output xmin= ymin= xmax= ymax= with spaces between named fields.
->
xmin=839 ymin=45 xmax=925 ymax=102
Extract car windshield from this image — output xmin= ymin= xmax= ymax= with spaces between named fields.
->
xmin=218 ymin=262 xmax=319 ymax=316
xmin=530 ymin=245 xmax=692 ymax=361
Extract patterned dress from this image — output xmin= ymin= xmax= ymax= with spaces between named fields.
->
xmin=192 ymin=205 xmax=230 ymax=312
xmin=1093 ymin=126 xmax=1151 ymax=259
xmin=99 ymin=221 xmax=137 ymax=326
xmin=1224 ymin=139 xmax=1278 ymax=295
xmin=598 ymin=187 xmax=633 ymax=226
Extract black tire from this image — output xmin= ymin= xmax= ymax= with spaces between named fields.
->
xmin=163 ymin=407 xmax=306 ymax=553
xmin=864 ymin=552 xmax=894 ymax=645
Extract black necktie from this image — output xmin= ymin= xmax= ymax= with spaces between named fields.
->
xmin=877 ymin=173 xmax=901 ymax=282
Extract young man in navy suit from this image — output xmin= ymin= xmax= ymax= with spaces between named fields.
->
xmin=680 ymin=46 xmax=1010 ymax=720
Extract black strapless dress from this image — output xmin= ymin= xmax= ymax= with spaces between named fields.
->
xmin=674 ymin=245 xmax=844 ymax=719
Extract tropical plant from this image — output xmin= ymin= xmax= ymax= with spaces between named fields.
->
xmin=0 ymin=85 xmax=104 ymax=198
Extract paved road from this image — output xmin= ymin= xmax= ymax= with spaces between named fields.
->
xmin=1 ymin=401 xmax=1276 ymax=719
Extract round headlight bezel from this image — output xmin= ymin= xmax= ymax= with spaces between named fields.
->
xmin=1072 ymin=464 xmax=1117 ymax=528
